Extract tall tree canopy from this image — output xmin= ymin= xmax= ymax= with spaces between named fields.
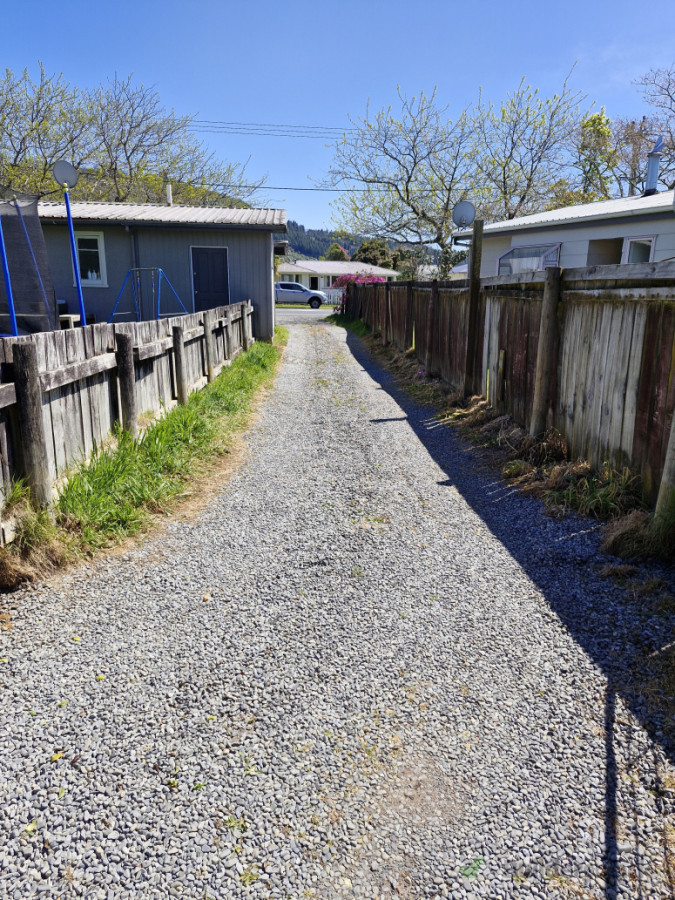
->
xmin=330 ymin=66 xmax=675 ymax=261
xmin=329 ymin=79 xmax=584 ymax=260
xmin=329 ymin=88 xmax=473 ymax=257
xmin=0 ymin=65 xmax=263 ymax=205
xmin=471 ymin=75 xmax=584 ymax=220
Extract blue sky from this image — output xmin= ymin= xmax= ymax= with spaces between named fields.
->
xmin=3 ymin=0 xmax=674 ymax=229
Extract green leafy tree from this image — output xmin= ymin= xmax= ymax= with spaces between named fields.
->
xmin=572 ymin=108 xmax=616 ymax=198
xmin=351 ymin=238 xmax=394 ymax=268
xmin=471 ymin=74 xmax=585 ymax=219
xmin=0 ymin=65 xmax=263 ymax=205
xmin=321 ymin=242 xmax=350 ymax=261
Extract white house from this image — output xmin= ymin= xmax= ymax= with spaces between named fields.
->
xmin=277 ymin=260 xmax=399 ymax=291
xmin=457 ymin=190 xmax=675 ymax=277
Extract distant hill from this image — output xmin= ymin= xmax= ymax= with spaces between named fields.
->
xmin=275 ymin=220 xmax=440 ymax=264
xmin=275 ymin=221 xmax=360 ymax=260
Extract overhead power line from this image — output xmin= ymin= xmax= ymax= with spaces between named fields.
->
xmin=190 ymin=119 xmax=353 ymax=140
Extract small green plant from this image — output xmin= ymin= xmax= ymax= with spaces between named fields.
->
xmin=460 ymin=857 xmax=484 ymax=879
xmin=225 ymin=815 xmax=247 ymax=833
xmin=1 ymin=478 xmax=30 ymax=514
xmin=351 ymin=566 xmax=363 ymax=578
xmin=239 ymin=867 xmax=258 ymax=886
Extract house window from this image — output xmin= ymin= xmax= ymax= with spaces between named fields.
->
xmin=74 ymin=232 xmax=107 ymax=286
xmin=497 ymin=244 xmax=561 ymax=275
xmin=622 ymin=236 xmax=655 ymax=264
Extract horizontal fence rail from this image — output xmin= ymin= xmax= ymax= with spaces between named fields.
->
xmin=0 ymin=301 xmax=254 ymax=538
xmin=346 ymin=261 xmax=675 ymax=507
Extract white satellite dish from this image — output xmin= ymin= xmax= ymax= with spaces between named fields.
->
xmin=53 ymin=160 xmax=79 ymax=189
xmin=452 ymin=200 xmax=475 ymax=228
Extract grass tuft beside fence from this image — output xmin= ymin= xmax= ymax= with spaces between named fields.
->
xmin=0 ymin=327 xmax=287 ymax=588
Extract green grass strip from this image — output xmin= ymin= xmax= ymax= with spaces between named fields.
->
xmin=325 ymin=313 xmax=371 ymax=338
xmin=56 ymin=327 xmax=287 ymax=553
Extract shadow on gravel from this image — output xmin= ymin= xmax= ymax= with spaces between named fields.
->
xmin=345 ymin=331 xmax=675 ymax=900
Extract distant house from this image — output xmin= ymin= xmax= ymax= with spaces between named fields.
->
xmin=277 ymin=259 xmax=399 ymax=290
xmin=457 ymin=190 xmax=675 ymax=278
xmin=38 ymin=201 xmax=287 ymax=341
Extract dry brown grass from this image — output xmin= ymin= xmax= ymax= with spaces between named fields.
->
xmin=626 ymin=642 xmax=675 ymax=749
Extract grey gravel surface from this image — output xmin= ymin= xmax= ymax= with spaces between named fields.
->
xmin=1 ymin=314 xmax=674 ymax=900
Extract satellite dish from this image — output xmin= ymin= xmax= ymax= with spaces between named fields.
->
xmin=53 ymin=160 xmax=79 ymax=189
xmin=452 ymin=199 xmax=475 ymax=228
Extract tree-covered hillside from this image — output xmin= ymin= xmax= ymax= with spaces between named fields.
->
xmin=275 ymin=221 xmax=360 ymax=259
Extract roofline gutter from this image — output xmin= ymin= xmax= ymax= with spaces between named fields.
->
xmin=39 ymin=217 xmax=287 ymax=234
xmin=458 ymin=206 xmax=675 ymax=241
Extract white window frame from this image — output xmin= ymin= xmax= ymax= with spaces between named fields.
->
xmin=74 ymin=231 xmax=107 ymax=287
xmin=496 ymin=243 xmax=561 ymax=275
xmin=621 ymin=235 xmax=656 ymax=265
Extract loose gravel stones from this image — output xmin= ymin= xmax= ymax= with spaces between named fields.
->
xmin=0 ymin=311 xmax=673 ymax=899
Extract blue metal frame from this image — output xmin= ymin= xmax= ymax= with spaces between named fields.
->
xmin=64 ymin=188 xmax=87 ymax=327
xmin=108 ymin=268 xmax=189 ymax=323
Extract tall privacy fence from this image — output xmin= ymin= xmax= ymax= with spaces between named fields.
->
xmin=0 ymin=301 xmax=254 ymax=539
xmin=345 ymin=261 xmax=675 ymax=509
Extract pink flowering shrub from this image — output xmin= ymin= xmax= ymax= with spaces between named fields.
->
xmin=331 ymin=273 xmax=386 ymax=288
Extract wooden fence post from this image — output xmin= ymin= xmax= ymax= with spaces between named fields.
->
xmin=13 ymin=341 xmax=52 ymax=507
xmin=383 ymin=282 xmax=391 ymax=346
xmin=404 ymin=281 xmax=414 ymax=352
xmin=656 ymin=412 xmax=675 ymax=517
xmin=424 ymin=280 xmax=438 ymax=374
xmin=115 ymin=331 xmax=138 ymax=439
xmin=173 ymin=325 xmax=188 ymax=405
xmin=203 ymin=309 xmax=215 ymax=383
xmin=529 ymin=266 xmax=562 ymax=437
xmin=464 ymin=219 xmax=484 ymax=396
xmin=224 ymin=309 xmax=233 ymax=360
xmin=242 ymin=302 xmax=252 ymax=351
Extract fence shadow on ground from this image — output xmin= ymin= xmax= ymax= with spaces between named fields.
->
xmin=344 ymin=330 xmax=675 ymax=900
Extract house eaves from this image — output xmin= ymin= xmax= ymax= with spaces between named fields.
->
xmin=38 ymin=201 xmax=287 ymax=232
xmin=460 ymin=190 xmax=675 ymax=239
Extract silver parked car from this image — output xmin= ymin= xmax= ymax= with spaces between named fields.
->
xmin=275 ymin=281 xmax=327 ymax=308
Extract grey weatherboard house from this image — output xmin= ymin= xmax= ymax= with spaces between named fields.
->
xmin=38 ymin=201 xmax=287 ymax=341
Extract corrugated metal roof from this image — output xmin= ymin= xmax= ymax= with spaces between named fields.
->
xmin=278 ymin=260 xmax=398 ymax=276
xmin=38 ymin=200 xmax=287 ymax=229
xmin=477 ymin=189 xmax=675 ymax=236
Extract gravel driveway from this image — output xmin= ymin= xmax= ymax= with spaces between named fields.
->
xmin=1 ymin=315 xmax=673 ymax=899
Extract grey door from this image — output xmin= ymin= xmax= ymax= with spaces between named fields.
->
xmin=192 ymin=247 xmax=229 ymax=312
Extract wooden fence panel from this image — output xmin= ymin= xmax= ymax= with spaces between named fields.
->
xmin=554 ymin=296 xmax=648 ymax=475
xmin=413 ymin=287 xmax=430 ymax=368
xmin=0 ymin=301 xmax=253 ymax=526
xmin=390 ymin=285 xmax=408 ymax=350
xmin=632 ymin=301 xmax=675 ymax=496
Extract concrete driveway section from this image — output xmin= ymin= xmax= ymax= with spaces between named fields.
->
xmin=0 ymin=318 xmax=673 ymax=899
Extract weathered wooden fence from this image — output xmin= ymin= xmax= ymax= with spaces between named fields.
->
xmin=345 ymin=262 xmax=675 ymax=506
xmin=0 ymin=301 xmax=254 ymax=538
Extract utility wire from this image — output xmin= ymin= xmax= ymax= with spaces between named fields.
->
xmin=190 ymin=119 xmax=353 ymax=139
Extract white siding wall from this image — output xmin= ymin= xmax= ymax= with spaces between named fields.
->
xmin=480 ymin=214 xmax=675 ymax=276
